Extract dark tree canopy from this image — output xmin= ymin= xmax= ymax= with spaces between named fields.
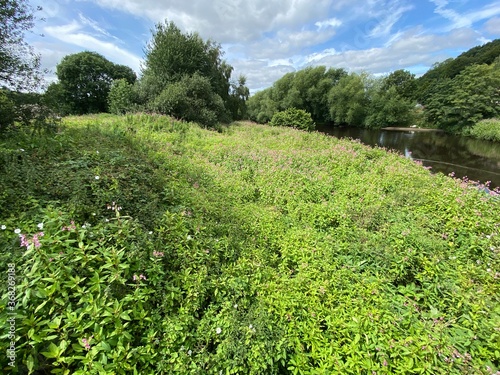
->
xmin=50 ymin=51 xmax=137 ymax=114
xmin=0 ymin=0 xmax=42 ymax=90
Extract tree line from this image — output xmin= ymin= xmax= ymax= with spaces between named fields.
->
xmin=248 ymin=39 xmax=500 ymax=132
xmin=0 ymin=0 xmax=498 ymax=133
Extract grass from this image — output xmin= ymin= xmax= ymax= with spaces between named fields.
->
xmin=1 ymin=113 xmax=499 ymax=374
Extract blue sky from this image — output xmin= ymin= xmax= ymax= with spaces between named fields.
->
xmin=27 ymin=0 xmax=500 ymax=92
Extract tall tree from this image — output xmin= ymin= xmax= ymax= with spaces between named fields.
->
xmin=328 ymin=73 xmax=369 ymax=126
xmin=141 ymin=20 xmax=243 ymax=124
xmin=0 ymin=0 xmax=42 ymax=90
xmin=49 ymin=51 xmax=136 ymax=114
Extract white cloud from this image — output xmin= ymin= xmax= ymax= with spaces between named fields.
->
xmin=430 ymin=0 xmax=500 ymax=30
xmin=44 ymin=23 xmax=142 ymax=73
xmin=315 ymin=18 xmax=342 ymax=30
xmin=484 ymin=17 xmax=500 ymax=34
xmin=307 ymin=27 xmax=479 ymax=74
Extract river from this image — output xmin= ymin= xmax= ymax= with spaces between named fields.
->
xmin=317 ymin=126 xmax=500 ymax=190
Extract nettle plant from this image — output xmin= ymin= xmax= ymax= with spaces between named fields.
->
xmin=0 ymin=205 xmax=174 ymax=374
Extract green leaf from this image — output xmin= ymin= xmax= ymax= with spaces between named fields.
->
xmin=41 ymin=342 xmax=60 ymax=359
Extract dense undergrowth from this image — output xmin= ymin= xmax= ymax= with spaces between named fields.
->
xmin=0 ymin=114 xmax=499 ymax=374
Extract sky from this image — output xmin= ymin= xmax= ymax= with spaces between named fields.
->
xmin=27 ymin=0 xmax=500 ymax=93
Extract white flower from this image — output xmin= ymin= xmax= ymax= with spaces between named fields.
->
xmin=14 ymin=228 xmax=21 ymax=234
xmin=149 ymin=231 xmax=153 ymax=235
xmin=1 ymin=225 xmax=6 ymax=230
xmin=233 ymin=304 xmax=238 ymax=309
xmin=96 ymin=151 xmax=99 ymax=154
xmin=82 ymin=224 xmax=86 ymax=229
xmin=187 ymin=349 xmax=192 ymax=356
xmin=249 ymin=324 xmax=253 ymax=329
xmin=19 ymin=148 xmax=25 ymax=152
xmin=37 ymin=223 xmax=43 ymax=230
xmin=215 ymin=327 xmax=222 ymax=334
xmin=95 ymin=176 xmax=100 ymax=180
xmin=105 ymin=218 xmax=109 ymax=222
xmin=187 ymin=235 xmax=192 ymax=240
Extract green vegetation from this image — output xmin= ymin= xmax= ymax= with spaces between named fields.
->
xmin=45 ymin=51 xmax=137 ymax=115
xmin=465 ymin=118 xmax=500 ymax=142
xmin=270 ymin=107 xmax=315 ymax=131
xmin=1 ymin=114 xmax=499 ymax=374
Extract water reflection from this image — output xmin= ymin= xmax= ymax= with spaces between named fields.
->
xmin=317 ymin=126 xmax=500 ymax=189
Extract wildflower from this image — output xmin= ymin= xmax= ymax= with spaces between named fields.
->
xmin=20 ymin=234 xmax=30 ymax=248
xmin=187 ymin=349 xmax=192 ymax=356
xmin=153 ymin=251 xmax=164 ymax=257
xmin=383 ymin=360 xmax=388 ymax=366
xmin=14 ymin=228 xmax=21 ymax=234
xmin=95 ymin=176 xmax=100 ymax=180
xmin=82 ymin=336 xmax=93 ymax=350
xmin=187 ymin=235 xmax=192 ymax=240
xmin=148 ymin=231 xmax=153 ymax=235
xmin=234 ymin=304 xmax=238 ymax=309
xmin=37 ymin=223 xmax=43 ymax=230
xmin=216 ymin=327 xmax=222 ymax=334
xmin=140 ymin=274 xmax=147 ymax=280
xmin=133 ymin=275 xmax=138 ymax=281
xmin=1 ymin=225 xmax=5 ymax=230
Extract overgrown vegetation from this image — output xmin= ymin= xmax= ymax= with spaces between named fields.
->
xmin=269 ymin=107 xmax=315 ymax=131
xmin=1 ymin=114 xmax=499 ymax=374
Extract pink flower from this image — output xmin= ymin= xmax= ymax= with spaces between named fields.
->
xmin=82 ymin=335 xmax=93 ymax=350
xmin=140 ymin=274 xmax=147 ymax=280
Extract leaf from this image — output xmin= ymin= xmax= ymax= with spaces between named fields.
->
xmin=41 ymin=342 xmax=60 ymax=359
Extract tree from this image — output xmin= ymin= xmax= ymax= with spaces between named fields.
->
xmin=151 ymin=73 xmax=229 ymax=126
xmin=0 ymin=0 xmax=42 ymax=90
xmin=425 ymin=64 xmax=500 ymax=131
xmin=53 ymin=51 xmax=136 ymax=114
xmin=381 ymin=70 xmax=416 ymax=101
xmin=365 ymin=86 xmax=415 ymax=128
xmin=228 ymin=75 xmax=250 ymax=120
xmin=141 ymin=20 xmax=243 ymax=124
xmin=328 ymin=73 xmax=369 ymax=126
xmin=108 ymin=79 xmax=135 ymax=115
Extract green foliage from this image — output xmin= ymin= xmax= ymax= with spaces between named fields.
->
xmin=140 ymin=20 xmax=244 ymax=124
xmin=381 ymin=69 xmax=417 ymax=101
xmin=328 ymin=73 xmax=369 ymax=126
xmin=417 ymin=39 xmax=500 ymax=103
xmin=465 ymin=118 xmax=500 ymax=142
xmin=269 ymin=107 xmax=315 ymax=131
xmin=247 ymin=89 xmax=278 ymax=124
xmin=151 ymin=73 xmax=229 ymax=126
xmin=425 ymin=64 xmax=500 ymax=131
xmin=228 ymin=75 xmax=250 ymax=120
xmin=0 ymin=0 xmax=42 ymax=90
xmin=53 ymin=51 xmax=137 ymax=115
xmin=366 ymin=86 xmax=415 ymax=128
xmin=107 ymin=79 xmax=135 ymax=115
xmin=0 ymin=90 xmax=16 ymax=131
xmin=247 ymin=66 xmax=347 ymax=124
xmin=1 ymin=114 xmax=499 ymax=374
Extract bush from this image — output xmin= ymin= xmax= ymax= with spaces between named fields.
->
xmin=466 ymin=118 xmax=500 ymax=141
xmin=0 ymin=90 xmax=16 ymax=132
xmin=269 ymin=107 xmax=315 ymax=131
xmin=108 ymin=79 xmax=135 ymax=115
xmin=151 ymin=73 xmax=230 ymax=126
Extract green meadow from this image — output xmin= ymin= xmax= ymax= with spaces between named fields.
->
xmin=1 ymin=114 xmax=499 ymax=374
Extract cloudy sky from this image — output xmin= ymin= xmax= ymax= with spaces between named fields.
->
xmin=27 ymin=0 xmax=499 ymax=92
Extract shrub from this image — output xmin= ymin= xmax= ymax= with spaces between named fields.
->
xmin=466 ymin=118 xmax=500 ymax=141
xmin=0 ymin=90 xmax=16 ymax=132
xmin=269 ymin=107 xmax=315 ymax=131
xmin=108 ymin=79 xmax=135 ymax=115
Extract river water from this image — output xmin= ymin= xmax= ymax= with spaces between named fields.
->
xmin=317 ymin=126 xmax=500 ymax=190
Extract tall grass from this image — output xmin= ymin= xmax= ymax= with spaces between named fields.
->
xmin=1 ymin=114 xmax=499 ymax=374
